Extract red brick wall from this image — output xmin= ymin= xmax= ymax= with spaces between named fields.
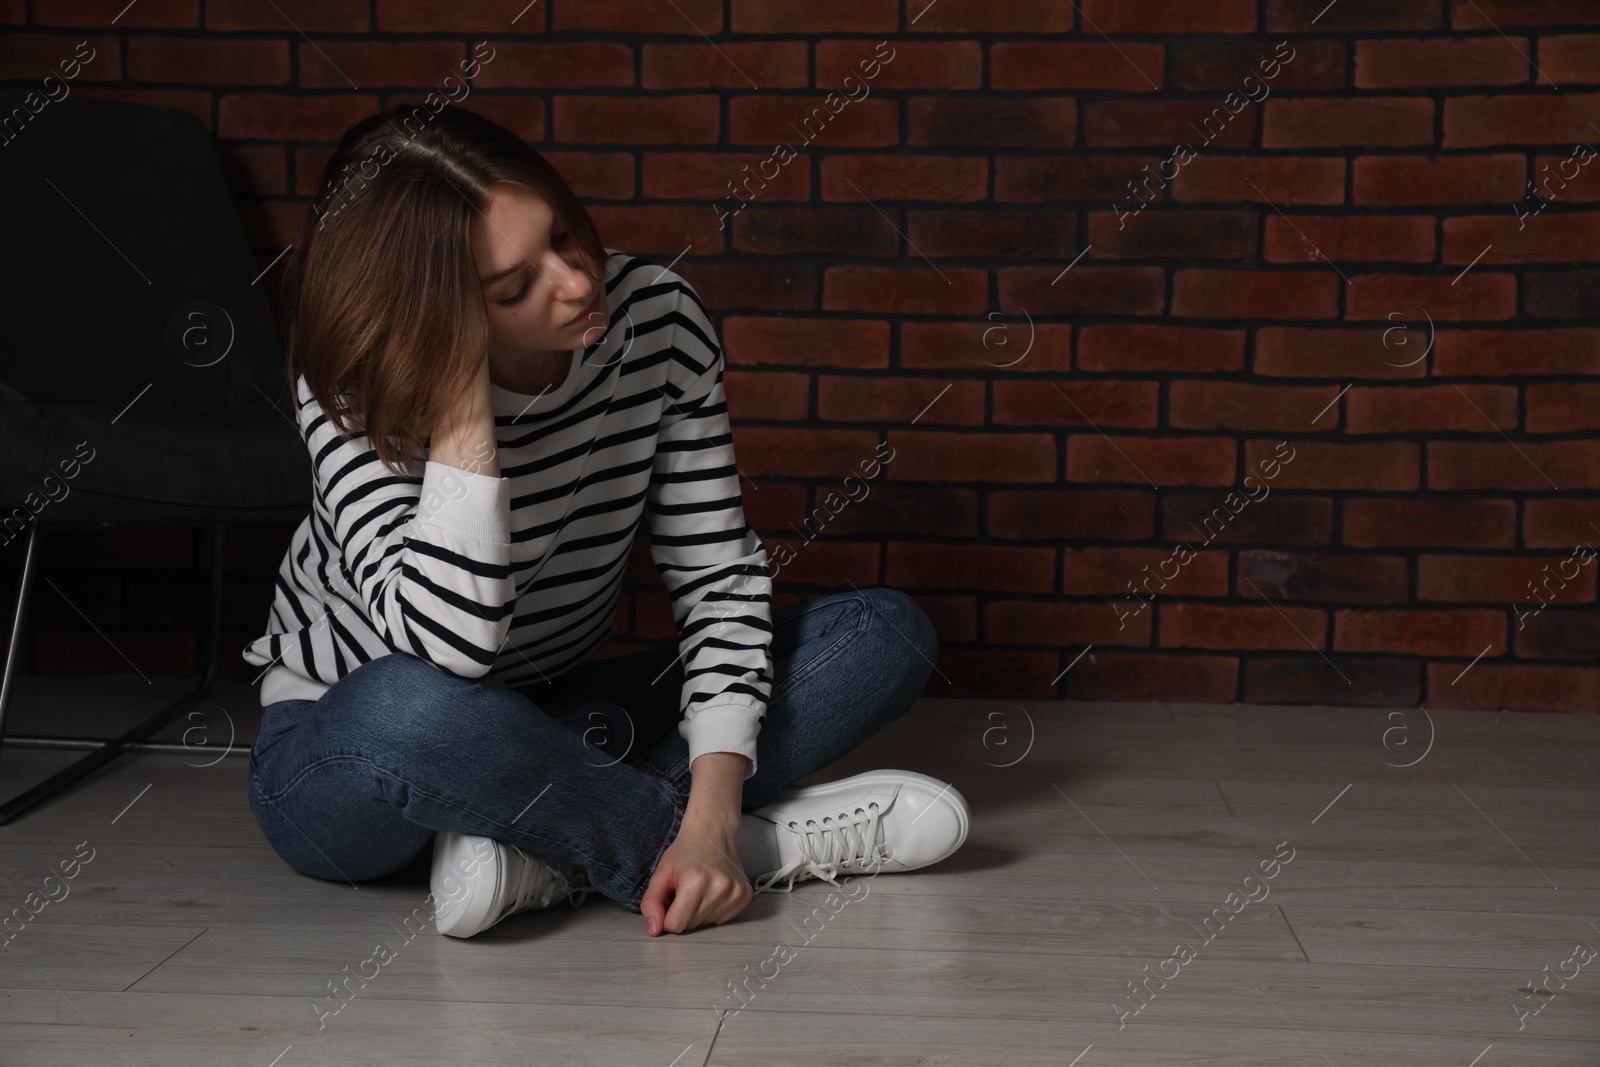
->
xmin=3 ymin=1 xmax=1597 ymax=711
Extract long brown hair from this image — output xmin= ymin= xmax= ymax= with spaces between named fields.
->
xmin=284 ymin=103 xmax=606 ymax=478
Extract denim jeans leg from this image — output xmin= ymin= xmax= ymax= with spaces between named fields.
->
xmin=624 ymin=586 xmax=941 ymax=811
xmin=247 ymin=652 xmax=687 ymax=911
xmin=508 ymin=640 xmax=694 ymax=810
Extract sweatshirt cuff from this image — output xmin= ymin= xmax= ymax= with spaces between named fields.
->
xmin=417 ymin=460 xmax=511 ymax=544
xmin=679 ymin=701 xmax=763 ymax=781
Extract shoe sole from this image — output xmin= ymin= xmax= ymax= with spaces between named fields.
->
xmin=753 ymin=768 xmax=970 ymax=873
xmin=431 ymin=832 xmax=504 ymax=938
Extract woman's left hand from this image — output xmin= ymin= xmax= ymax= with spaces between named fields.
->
xmin=640 ymin=752 xmax=752 ymax=936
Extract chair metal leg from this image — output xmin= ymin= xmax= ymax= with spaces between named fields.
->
xmin=0 ymin=524 xmax=229 ymax=825
xmin=0 ymin=517 xmax=41 ymax=761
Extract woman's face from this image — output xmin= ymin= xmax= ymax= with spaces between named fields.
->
xmin=473 ymin=181 xmax=607 ymax=367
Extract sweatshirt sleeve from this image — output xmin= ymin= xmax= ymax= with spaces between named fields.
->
xmin=646 ymin=280 xmax=775 ymax=781
xmin=296 ymin=374 xmax=517 ymax=679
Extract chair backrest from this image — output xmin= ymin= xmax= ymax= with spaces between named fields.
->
xmin=0 ymin=91 xmax=311 ymax=526
xmin=0 ymin=91 xmax=290 ymax=414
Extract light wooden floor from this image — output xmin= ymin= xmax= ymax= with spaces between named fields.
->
xmin=1 ymin=675 xmax=1596 ymax=1065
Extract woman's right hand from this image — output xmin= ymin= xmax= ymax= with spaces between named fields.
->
xmin=431 ymin=355 xmax=500 ymax=478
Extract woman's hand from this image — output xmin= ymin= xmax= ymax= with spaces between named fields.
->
xmin=430 ymin=353 xmax=499 ymax=478
xmin=640 ymin=752 xmax=753 ymax=936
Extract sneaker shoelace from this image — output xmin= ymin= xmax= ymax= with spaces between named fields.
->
xmin=752 ymin=800 xmax=888 ymax=894
xmin=498 ymin=847 xmax=594 ymax=923
xmin=560 ymin=863 xmax=597 ymax=908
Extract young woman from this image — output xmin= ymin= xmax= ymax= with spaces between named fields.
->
xmin=242 ymin=103 xmax=969 ymax=940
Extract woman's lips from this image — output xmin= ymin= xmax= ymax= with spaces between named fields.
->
xmin=565 ymin=289 xmax=604 ymax=327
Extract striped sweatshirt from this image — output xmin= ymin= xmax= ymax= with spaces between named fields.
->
xmin=241 ymin=249 xmax=774 ymax=778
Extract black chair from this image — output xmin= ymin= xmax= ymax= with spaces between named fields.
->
xmin=0 ymin=92 xmax=312 ymax=823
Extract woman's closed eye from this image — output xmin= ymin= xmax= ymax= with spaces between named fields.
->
xmin=493 ymin=233 xmax=570 ymax=309
xmin=495 ymin=279 xmax=529 ymax=308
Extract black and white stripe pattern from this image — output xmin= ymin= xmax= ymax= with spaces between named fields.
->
xmin=242 ymin=249 xmax=774 ymax=777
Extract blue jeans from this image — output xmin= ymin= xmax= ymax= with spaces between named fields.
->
xmin=247 ymin=587 xmax=939 ymax=911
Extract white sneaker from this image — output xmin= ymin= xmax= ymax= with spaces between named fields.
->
xmin=747 ymin=769 xmax=970 ymax=894
xmin=430 ymin=831 xmax=593 ymax=939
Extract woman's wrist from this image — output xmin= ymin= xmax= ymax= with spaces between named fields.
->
xmin=431 ymin=367 xmax=500 ymax=477
xmin=683 ymin=751 xmax=749 ymax=832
